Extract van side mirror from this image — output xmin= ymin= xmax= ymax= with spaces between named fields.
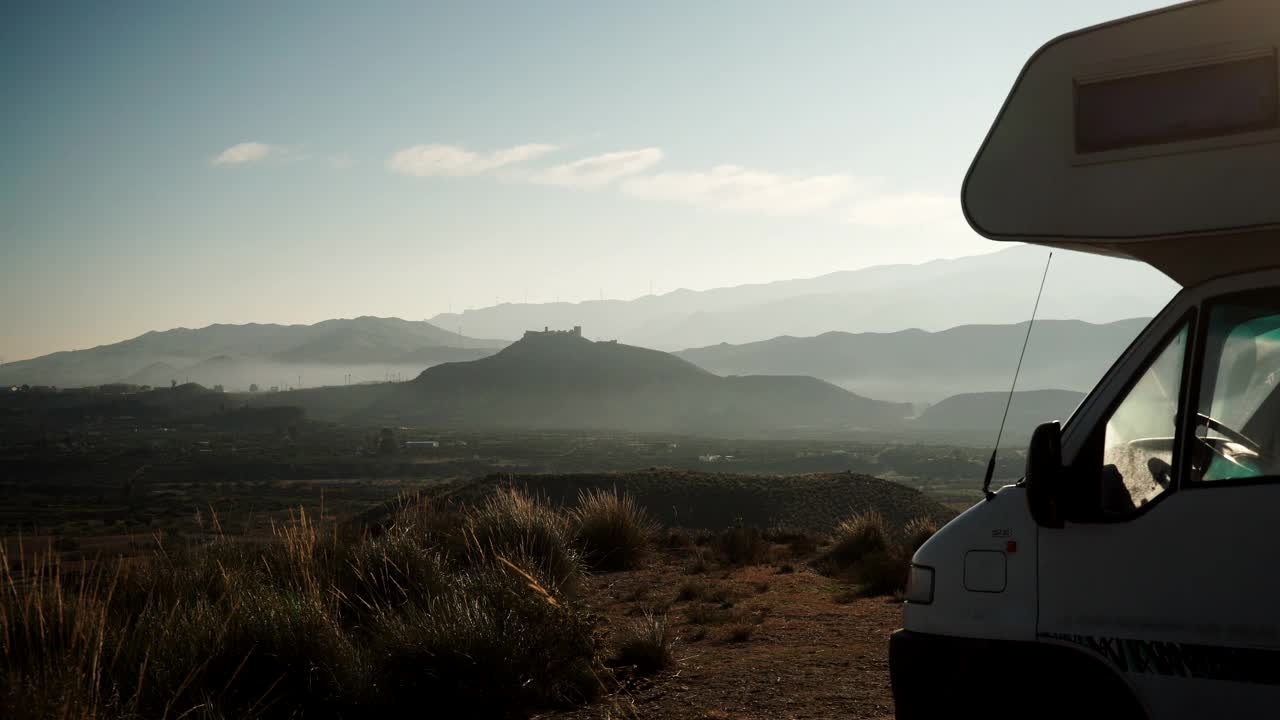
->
xmin=1025 ymin=421 xmax=1065 ymax=529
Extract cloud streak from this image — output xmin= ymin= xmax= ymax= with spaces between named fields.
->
xmin=845 ymin=192 xmax=957 ymax=227
xmin=382 ymin=139 xmax=951 ymax=224
xmin=387 ymin=143 xmax=557 ymax=177
xmin=530 ymin=148 xmax=664 ymax=189
xmin=621 ymin=165 xmax=861 ymax=216
xmin=212 ymin=142 xmax=276 ymax=166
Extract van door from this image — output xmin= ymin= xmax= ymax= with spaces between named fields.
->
xmin=1038 ymin=290 xmax=1280 ymax=719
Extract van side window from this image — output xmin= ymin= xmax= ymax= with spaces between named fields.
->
xmin=1192 ymin=295 xmax=1280 ymax=483
xmin=1098 ymin=325 xmax=1189 ymax=514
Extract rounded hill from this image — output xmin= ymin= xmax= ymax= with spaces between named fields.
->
xmin=374 ymin=330 xmax=911 ymax=434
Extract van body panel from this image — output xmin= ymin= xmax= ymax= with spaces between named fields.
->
xmin=1038 ymin=486 xmax=1280 ymax=716
xmin=904 ymin=484 xmax=1036 ymax=642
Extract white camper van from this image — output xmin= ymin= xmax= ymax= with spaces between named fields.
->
xmin=890 ymin=2 xmax=1280 ymax=718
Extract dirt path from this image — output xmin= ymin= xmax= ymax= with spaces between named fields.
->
xmin=543 ymin=550 xmax=901 ymax=720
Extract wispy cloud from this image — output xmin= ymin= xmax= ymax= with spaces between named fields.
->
xmin=329 ymin=153 xmax=356 ymax=169
xmin=212 ymin=142 xmax=276 ymax=166
xmin=845 ymin=192 xmax=957 ymax=227
xmin=381 ymin=139 xmax=947 ymax=225
xmin=530 ymin=148 xmax=664 ymax=189
xmin=621 ymin=165 xmax=861 ymax=216
xmin=387 ymin=143 xmax=557 ymax=177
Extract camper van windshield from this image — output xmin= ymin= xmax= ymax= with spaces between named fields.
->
xmin=1099 ymin=324 xmax=1189 ymax=514
xmin=1195 ymin=294 xmax=1280 ymax=482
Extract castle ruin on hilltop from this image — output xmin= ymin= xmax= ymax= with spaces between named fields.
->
xmin=522 ymin=325 xmax=582 ymax=340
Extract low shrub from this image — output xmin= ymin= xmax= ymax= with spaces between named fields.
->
xmin=572 ymin=488 xmax=657 ymax=572
xmin=820 ymin=511 xmax=890 ymax=573
xmin=715 ymin=525 xmax=767 ymax=566
xmin=0 ymin=492 xmax=606 ymax=720
xmin=124 ymin=575 xmax=365 ymax=718
xmin=609 ymin=612 xmax=674 ymax=676
xmin=662 ymin=528 xmax=694 ymax=550
xmin=370 ymin=559 xmax=603 ymax=716
xmin=816 ymin=510 xmax=915 ymax=598
xmin=832 ymin=588 xmax=859 ymax=604
xmin=787 ymin=534 xmax=821 ymax=558
xmin=852 ymin=547 xmax=910 ymax=598
xmin=464 ymin=486 xmax=581 ymax=592
xmin=707 ymin=584 xmax=739 ymax=608
xmin=686 ymin=547 xmax=713 ymax=574
xmin=333 ymin=526 xmax=452 ymax=619
xmin=675 ymin=579 xmax=707 ymax=602
xmin=763 ymin=526 xmax=819 ymax=558
xmin=684 ymin=604 xmax=730 ymax=626
xmin=724 ymin=624 xmax=754 ymax=643
xmin=903 ymin=516 xmax=939 ymax=554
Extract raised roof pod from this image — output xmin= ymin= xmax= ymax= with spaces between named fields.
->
xmin=963 ymin=0 xmax=1280 ymax=286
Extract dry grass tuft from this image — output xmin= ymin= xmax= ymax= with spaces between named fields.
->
xmin=572 ymin=488 xmax=658 ymax=572
xmin=0 ymin=487 xmax=606 ymax=719
xmin=903 ymin=516 xmax=939 ymax=554
xmin=686 ymin=547 xmax=713 ymax=574
xmin=715 ymin=525 xmax=768 ymax=566
xmin=815 ymin=510 xmax=923 ymax=598
xmin=609 ymin=612 xmax=674 ymax=675
xmin=821 ymin=511 xmax=890 ymax=571
xmin=723 ymin=624 xmax=754 ymax=643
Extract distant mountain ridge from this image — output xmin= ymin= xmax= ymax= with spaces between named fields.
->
xmin=291 ymin=329 xmax=913 ymax=434
xmin=910 ymin=389 xmax=1087 ymax=442
xmin=0 ymin=317 xmax=506 ymax=390
xmin=677 ymin=318 xmax=1147 ymax=404
xmin=3 ymin=246 xmax=1176 ymax=395
xmin=428 ymin=245 xmax=1177 ymax=350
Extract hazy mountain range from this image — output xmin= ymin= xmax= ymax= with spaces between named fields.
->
xmin=263 ymin=330 xmax=913 ymax=435
xmin=677 ymin=318 xmax=1146 ymax=404
xmin=11 ymin=330 xmax=1087 ymax=443
xmin=428 ymin=245 xmax=1176 ymax=350
xmin=0 ymin=318 xmax=504 ymax=390
xmin=910 ymin=389 xmax=1087 ymax=441
xmin=2 ymin=247 xmax=1172 ymax=412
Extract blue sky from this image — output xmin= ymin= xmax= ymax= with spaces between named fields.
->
xmin=2 ymin=0 xmax=1165 ymax=360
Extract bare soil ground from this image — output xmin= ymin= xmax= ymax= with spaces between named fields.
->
xmin=541 ymin=547 xmax=901 ymax=720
